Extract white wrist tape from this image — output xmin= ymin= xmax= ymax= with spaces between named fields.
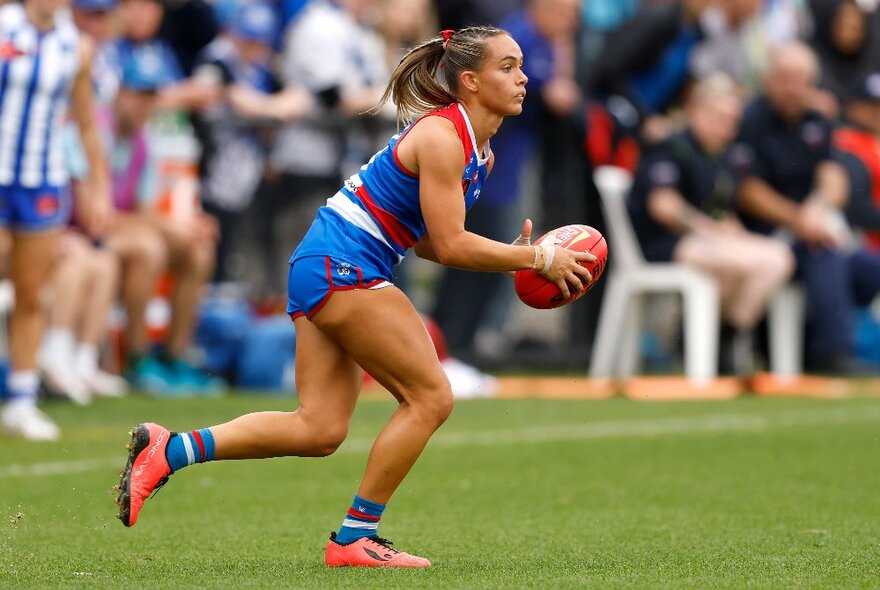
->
xmin=538 ymin=245 xmax=555 ymax=275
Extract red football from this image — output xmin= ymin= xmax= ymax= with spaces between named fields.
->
xmin=514 ymin=224 xmax=608 ymax=309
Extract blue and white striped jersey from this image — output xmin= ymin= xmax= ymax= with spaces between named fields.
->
xmin=0 ymin=4 xmax=80 ymax=188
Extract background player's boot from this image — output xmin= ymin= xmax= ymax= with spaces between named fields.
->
xmin=324 ymin=533 xmax=431 ymax=567
xmin=114 ymin=423 xmax=173 ymax=527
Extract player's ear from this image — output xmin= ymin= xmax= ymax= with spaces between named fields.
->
xmin=460 ymin=70 xmax=479 ymax=94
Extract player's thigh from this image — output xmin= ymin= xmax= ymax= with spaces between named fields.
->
xmin=292 ymin=316 xmax=362 ymax=428
xmin=11 ymin=229 xmax=60 ymax=291
xmin=312 ymin=286 xmax=450 ymax=407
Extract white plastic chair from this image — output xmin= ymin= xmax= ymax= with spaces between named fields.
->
xmin=589 ymin=166 xmax=720 ymax=384
xmin=766 ymin=284 xmax=804 ymax=379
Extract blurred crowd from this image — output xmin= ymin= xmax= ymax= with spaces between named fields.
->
xmin=3 ymin=0 xmax=880 ymax=438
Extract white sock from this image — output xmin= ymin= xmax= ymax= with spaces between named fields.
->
xmin=75 ymin=344 xmax=99 ymax=378
xmin=7 ymin=370 xmax=39 ymax=404
xmin=43 ymin=328 xmax=76 ymax=363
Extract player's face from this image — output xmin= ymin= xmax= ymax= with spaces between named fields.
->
xmin=473 ymin=35 xmax=528 ymax=116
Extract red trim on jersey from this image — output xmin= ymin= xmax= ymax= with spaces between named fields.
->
xmin=391 ymin=104 xmax=472 ymax=178
xmin=191 ymin=430 xmax=206 ymax=461
xmin=354 ymin=185 xmax=417 ymax=249
xmin=425 ymin=104 xmax=472 ymax=165
xmin=392 ymin=123 xmax=420 ymax=178
xmin=289 ymin=311 xmax=305 ymax=321
xmin=347 ymin=508 xmax=381 ymax=521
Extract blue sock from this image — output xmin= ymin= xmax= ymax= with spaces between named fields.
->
xmin=165 ymin=428 xmax=216 ymax=473
xmin=6 ymin=370 xmax=39 ymax=404
xmin=335 ymin=495 xmax=386 ymax=545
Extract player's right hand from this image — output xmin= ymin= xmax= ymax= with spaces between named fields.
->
xmin=542 ymin=246 xmax=596 ymax=300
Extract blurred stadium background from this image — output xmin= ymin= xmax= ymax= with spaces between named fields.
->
xmin=0 ymin=0 xmax=876 ymax=404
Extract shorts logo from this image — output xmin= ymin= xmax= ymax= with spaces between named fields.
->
xmin=35 ymin=194 xmax=58 ymax=216
xmin=337 ymin=263 xmax=352 ymax=277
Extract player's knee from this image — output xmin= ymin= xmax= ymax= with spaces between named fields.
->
xmin=309 ymin=425 xmax=349 ymax=457
xmin=12 ymin=282 xmax=41 ymax=314
xmin=412 ymin=386 xmax=454 ymax=427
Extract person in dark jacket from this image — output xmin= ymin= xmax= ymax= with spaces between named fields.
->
xmin=587 ymin=0 xmax=712 ymax=144
xmin=735 ymin=42 xmax=880 ymax=373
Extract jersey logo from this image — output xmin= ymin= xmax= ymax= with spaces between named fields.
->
xmin=461 ymin=169 xmax=479 ymax=195
xmin=0 ymin=40 xmax=26 ymax=62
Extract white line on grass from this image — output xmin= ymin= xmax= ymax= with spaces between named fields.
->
xmin=2 ymin=405 xmax=879 ymax=479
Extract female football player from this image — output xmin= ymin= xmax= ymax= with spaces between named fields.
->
xmin=0 ymin=0 xmax=109 ymax=440
xmin=116 ymin=26 xmax=594 ymax=567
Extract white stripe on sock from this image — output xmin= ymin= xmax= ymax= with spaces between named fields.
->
xmin=342 ymin=519 xmax=379 ymax=530
xmin=181 ymin=433 xmax=195 ymax=465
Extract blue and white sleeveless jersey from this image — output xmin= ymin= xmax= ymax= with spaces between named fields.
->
xmin=0 ymin=4 xmax=80 ymax=188
xmin=316 ymin=103 xmax=490 ymax=265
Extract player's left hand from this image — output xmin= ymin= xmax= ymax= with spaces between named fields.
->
xmin=512 ymin=218 xmax=533 ymax=246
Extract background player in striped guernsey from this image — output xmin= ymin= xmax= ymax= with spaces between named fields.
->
xmin=0 ymin=0 xmax=110 ymax=440
xmin=115 ymin=26 xmax=594 ymax=567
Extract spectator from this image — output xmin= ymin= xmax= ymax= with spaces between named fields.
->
xmin=116 ymin=0 xmax=218 ymax=112
xmin=99 ymin=45 xmax=222 ymax=394
xmin=259 ymin=0 xmax=387 ymax=294
xmin=833 ymin=71 xmax=880 ymax=250
xmin=159 ymin=0 xmax=218 ymax=76
xmin=808 ymin=0 xmax=880 ymax=117
xmin=191 ymin=1 xmax=311 ymax=281
xmin=376 ymin=0 xmax=436 ymax=76
xmin=587 ymin=0 xmax=713 ymax=145
xmin=431 ymin=0 xmax=582 ymax=355
xmin=689 ymin=0 xmax=764 ymax=89
xmin=71 ymin=0 xmax=121 ymax=108
xmin=735 ymin=42 xmax=880 ymax=373
xmin=39 ymin=230 xmax=125 ymax=403
xmin=628 ymin=74 xmax=795 ymax=373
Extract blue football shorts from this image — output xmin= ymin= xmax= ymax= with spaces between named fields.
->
xmin=0 ymin=183 xmax=70 ymax=232
xmin=287 ymin=254 xmax=394 ymax=320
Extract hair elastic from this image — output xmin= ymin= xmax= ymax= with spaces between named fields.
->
xmin=440 ymin=29 xmax=456 ymax=50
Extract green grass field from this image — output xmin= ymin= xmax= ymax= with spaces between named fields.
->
xmin=2 ymin=393 xmax=880 ymax=589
